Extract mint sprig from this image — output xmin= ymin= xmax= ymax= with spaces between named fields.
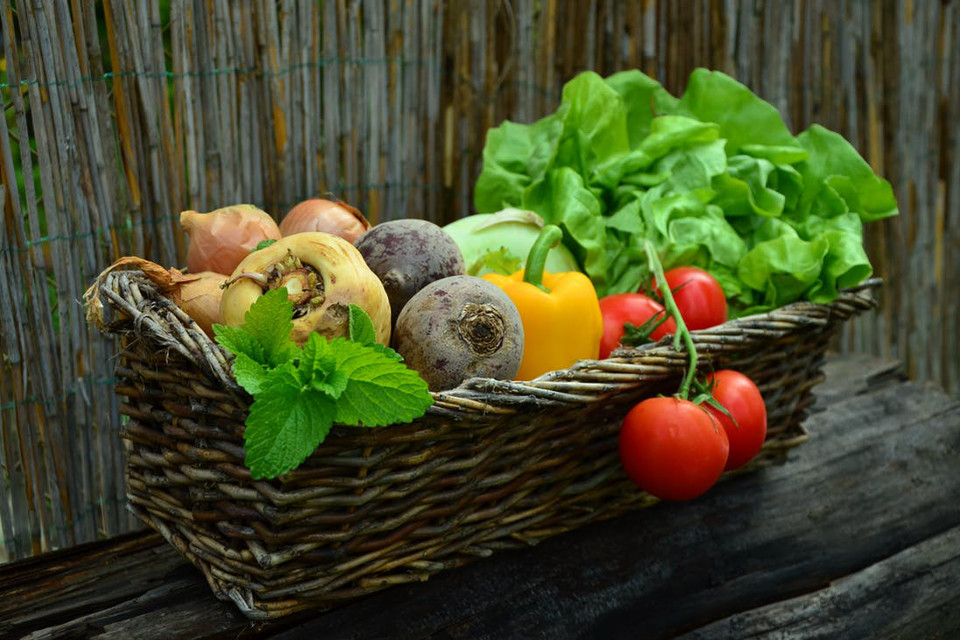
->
xmin=213 ymin=289 xmax=433 ymax=479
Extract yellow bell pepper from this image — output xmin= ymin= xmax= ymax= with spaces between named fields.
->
xmin=482 ymin=225 xmax=603 ymax=380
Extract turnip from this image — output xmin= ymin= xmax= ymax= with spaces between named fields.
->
xmin=393 ymin=275 xmax=524 ymax=391
xmin=220 ymin=232 xmax=391 ymax=345
xmin=354 ymin=219 xmax=466 ymax=325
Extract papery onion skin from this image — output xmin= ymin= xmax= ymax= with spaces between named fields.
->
xmin=83 ymin=257 xmax=225 ymax=339
xmin=181 ymin=204 xmax=282 ymax=276
xmin=220 ymin=232 xmax=391 ymax=345
xmin=279 ymin=198 xmax=371 ymax=243
xmin=171 ymin=271 xmax=226 ymax=337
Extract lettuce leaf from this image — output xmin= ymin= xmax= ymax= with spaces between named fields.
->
xmin=472 ymin=68 xmax=898 ymax=313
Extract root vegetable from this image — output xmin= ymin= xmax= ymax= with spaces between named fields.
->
xmin=392 ymin=275 xmax=524 ymax=391
xmin=354 ymin=219 xmax=466 ymax=326
xmin=279 ymin=197 xmax=371 ymax=242
xmin=180 ymin=204 xmax=281 ymax=275
xmin=220 ymin=232 xmax=391 ymax=345
xmin=83 ymin=257 xmax=224 ymax=337
xmin=442 ymin=208 xmax=580 ymax=276
xmin=170 ymin=271 xmax=225 ymax=337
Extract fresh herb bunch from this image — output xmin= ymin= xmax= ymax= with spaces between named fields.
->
xmin=214 ymin=288 xmax=433 ymax=479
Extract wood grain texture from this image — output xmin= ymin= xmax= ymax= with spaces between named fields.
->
xmin=1 ymin=354 xmax=958 ymax=639
xmin=678 ymin=525 xmax=960 ymax=639
xmin=0 ymin=0 xmax=957 ymax=563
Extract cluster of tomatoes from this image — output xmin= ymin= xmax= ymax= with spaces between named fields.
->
xmin=600 ymin=267 xmax=769 ymax=502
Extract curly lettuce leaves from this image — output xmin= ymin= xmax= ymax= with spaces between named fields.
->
xmin=795 ymin=124 xmax=899 ymax=223
xmin=473 ymin=67 xmax=898 ymax=313
xmin=604 ymin=69 xmax=680 ymax=147
xmin=674 ymin=68 xmax=800 ymax=153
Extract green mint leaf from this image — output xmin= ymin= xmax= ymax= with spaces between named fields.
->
xmin=230 ymin=304 xmax=431 ymax=480
xmin=368 ymin=342 xmax=404 ymax=361
xmin=299 ymin=333 xmax=349 ymax=398
xmin=348 ymin=304 xmax=378 ymax=345
xmin=239 ymin=288 xmax=300 ymax=367
xmin=311 ymin=369 xmax=350 ymax=399
xmin=242 ymin=365 xmax=336 ymax=479
xmin=254 ymin=238 xmax=278 ymax=252
xmin=299 ymin=333 xmax=335 ymax=382
xmin=345 ymin=307 xmax=402 ymax=361
xmin=213 ymin=323 xmax=266 ymax=363
xmin=325 ymin=338 xmax=433 ymax=426
xmin=231 ymin=353 xmax=275 ymax=395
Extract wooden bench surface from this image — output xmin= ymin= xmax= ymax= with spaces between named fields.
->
xmin=2 ymin=353 xmax=959 ymax=640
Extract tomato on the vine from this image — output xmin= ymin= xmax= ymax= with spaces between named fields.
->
xmin=704 ymin=370 xmax=768 ymax=471
xmin=598 ymin=293 xmax=677 ymax=358
xmin=651 ymin=266 xmax=727 ymax=331
xmin=618 ymin=397 xmax=729 ymax=501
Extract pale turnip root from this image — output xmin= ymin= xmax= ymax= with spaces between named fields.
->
xmin=181 ymin=204 xmax=281 ymax=275
xmin=392 ymin=275 xmax=524 ymax=391
xmin=220 ymin=232 xmax=391 ymax=345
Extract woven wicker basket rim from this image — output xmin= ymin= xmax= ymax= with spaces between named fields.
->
xmin=92 ymin=269 xmax=881 ymax=418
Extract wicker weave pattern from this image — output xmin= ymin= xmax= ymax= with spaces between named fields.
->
xmin=96 ymin=270 xmax=880 ymax=618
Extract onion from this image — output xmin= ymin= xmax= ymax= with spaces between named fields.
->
xmin=169 ymin=271 xmax=226 ymax=337
xmin=83 ymin=257 xmax=225 ymax=337
xmin=180 ymin=204 xmax=281 ymax=275
xmin=279 ymin=198 xmax=371 ymax=243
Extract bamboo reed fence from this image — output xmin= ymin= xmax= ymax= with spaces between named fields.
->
xmin=0 ymin=0 xmax=956 ymax=562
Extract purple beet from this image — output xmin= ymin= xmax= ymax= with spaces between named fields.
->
xmin=354 ymin=219 xmax=465 ymax=325
xmin=392 ymin=275 xmax=524 ymax=391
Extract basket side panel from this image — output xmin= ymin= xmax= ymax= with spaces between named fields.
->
xmin=115 ymin=315 xmax=839 ymax=618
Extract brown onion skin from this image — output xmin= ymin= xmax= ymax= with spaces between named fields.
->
xmin=181 ymin=204 xmax=281 ymax=276
xmin=172 ymin=271 xmax=226 ymax=337
xmin=279 ymin=198 xmax=371 ymax=243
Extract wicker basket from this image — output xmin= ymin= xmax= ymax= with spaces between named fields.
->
xmin=90 ymin=268 xmax=880 ymax=619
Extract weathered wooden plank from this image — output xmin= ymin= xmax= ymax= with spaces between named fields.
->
xmin=3 ymin=355 xmax=959 ymax=639
xmin=805 ymin=351 xmax=905 ymax=405
xmin=21 ymin=575 xmax=250 ymax=640
xmin=677 ymin=524 xmax=960 ymax=639
xmin=0 ymin=532 xmax=190 ymax=638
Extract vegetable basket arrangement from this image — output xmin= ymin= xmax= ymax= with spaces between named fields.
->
xmin=85 ymin=69 xmax=895 ymax=620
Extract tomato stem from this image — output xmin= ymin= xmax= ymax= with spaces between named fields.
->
xmin=644 ymin=240 xmax=698 ymax=399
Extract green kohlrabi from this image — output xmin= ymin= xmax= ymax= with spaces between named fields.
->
xmin=443 ymin=208 xmax=580 ymax=276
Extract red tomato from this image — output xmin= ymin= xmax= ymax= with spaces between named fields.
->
xmin=618 ymin=397 xmax=730 ymax=501
xmin=651 ymin=266 xmax=728 ymax=331
xmin=598 ymin=293 xmax=678 ymax=359
xmin=704 ymin=370 xmax=768 ymax=471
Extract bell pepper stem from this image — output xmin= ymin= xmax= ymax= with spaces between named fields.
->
xmin=644 ymin=241 xmax=698 ymax=400
xmin=523 ymin=224 xmax=563 ymax=292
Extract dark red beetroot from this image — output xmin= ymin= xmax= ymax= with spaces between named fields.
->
xmin=354 ymin=219 xmax=466 ymax=325
xmin=392 ymin=275 xmax=524 ymax=391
